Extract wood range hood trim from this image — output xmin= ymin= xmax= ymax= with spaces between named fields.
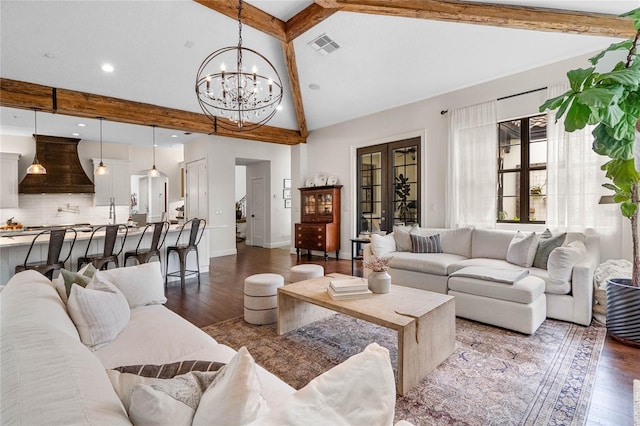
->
xmin=19 ymin=135 xmax=95 ymax=194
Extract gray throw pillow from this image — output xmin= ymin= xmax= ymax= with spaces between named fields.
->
xmin=533 ymin=230 xmax=566 ymax=270
xmin=410 ymin=234 xmax=443 ymax=253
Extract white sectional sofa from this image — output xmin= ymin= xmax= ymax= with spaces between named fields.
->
xmin=364 ymin=227 xmax=600 ymax=333
xmin=1 ymin=263 xmax=402 ymax=425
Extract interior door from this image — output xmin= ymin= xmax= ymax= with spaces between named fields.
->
xmin=186 ymin=158 xmax=207 ymax=220
xmin=249 ymin=177 xmax=265 ymax=247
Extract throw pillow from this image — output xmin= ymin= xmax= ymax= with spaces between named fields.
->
xmin=67 ymin=275 xmax=130 ymax=349
xmin=54 ymin=264 xmax=97 ymax=303
xmin=393 ymin=224 xmax=419 ymax=252
xmin=128 ymin=371 xmax=219 ymax=426
xmin=532 ymin=229 xmax=566 ymax=270
xmin=192 ymin=347 xmax=269 ymax=426
xmin=547 ymin=240 xmax=587 ymax=289
xmin=93 ymin=262 xmax=167 ymax=308
xmin=246 ymin=343 xmax=396 ymax=426
xmin=410 ymin=234 xmax=443 ymax=253
xmin=506 ymin=231 xmax=538 ymax=267
xmin=113 ymin=360 xmax=225 ymax=379
xmin=371 ymin=233 xmax=396 ymax=256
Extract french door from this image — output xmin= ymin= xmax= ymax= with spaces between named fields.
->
xmin=357 ymin=137 xmax=420 ymax=234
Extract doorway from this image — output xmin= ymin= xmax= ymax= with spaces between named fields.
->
xmin=249 ymin=177 xmax=265 ymax=247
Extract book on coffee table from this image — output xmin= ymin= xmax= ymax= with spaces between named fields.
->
xmin=327 ymin=286 xmax=372 ymax=300
xmin=329 ymin=277 xmax=368 ymax=293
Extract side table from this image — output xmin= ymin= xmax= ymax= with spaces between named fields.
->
xmin=350 ymin=237 xmax=370 ymax=276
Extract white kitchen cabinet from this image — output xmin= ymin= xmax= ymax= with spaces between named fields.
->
xmin=0 ymin=153 xmax=20 ymax=208
xmin=92 ymin=159 xmax=131 ymax=206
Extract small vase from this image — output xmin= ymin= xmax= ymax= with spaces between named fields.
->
xmin=368 ymin=271 xmax=391 ymax=294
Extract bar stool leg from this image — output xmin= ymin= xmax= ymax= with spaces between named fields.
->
xmin=195 ymin=248 xmax=201 ymax=287
xmin=178 ymin=251 xmax=187 ymax=289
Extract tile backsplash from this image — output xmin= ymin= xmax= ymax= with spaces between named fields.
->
xmin=1 ymin=194 xmax=130 ymax=227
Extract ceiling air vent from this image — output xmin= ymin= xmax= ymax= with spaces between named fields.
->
xmin=308 ymin=33 xmax=340 ymax=56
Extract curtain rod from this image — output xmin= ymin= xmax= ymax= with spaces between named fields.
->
xmin=440 ymin=86 xmax=548 ymax=115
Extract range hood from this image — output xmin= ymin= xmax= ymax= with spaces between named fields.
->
xmin=19 ymin=135 xmax=95 ymax=194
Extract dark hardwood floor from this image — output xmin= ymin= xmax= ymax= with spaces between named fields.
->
xmin=165 ymin=243 xmax=640 ymax=426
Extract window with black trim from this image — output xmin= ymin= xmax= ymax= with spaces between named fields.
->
xmin=497 ymin=114 xmax=547 ymax=223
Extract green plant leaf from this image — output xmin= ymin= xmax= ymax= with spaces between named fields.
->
xmin=576 ymin=86 xmax=625 ymax=108
xmin=593 ymin=124 xmax=634 ymax=159
xmin=601 ymin=104 xmax=626 ymax=127
xmin=539 ymin=90 xmax=572 ymax=113
xmin=621 ymin=7 xmax=640 ymax=30
xmin=597 ymin=67 xmax=640 ymax=90
xmin=602 ymin=183 xmax=619 ymax=192
xmin=564 ymin=101 xmax=592 ymax=131
xmin=621 ymin=200 xmax=638 ymax=218
xmin=602 ymin=158 xmax=640 ymax=191
xmin=588 ymin=40 xmax=634 ymax=64
xmin=567 ymin=67 xmax=595 ymax=92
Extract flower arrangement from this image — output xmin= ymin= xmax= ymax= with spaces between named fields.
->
xmin=363 ymin=255 xmax=393 ymax=272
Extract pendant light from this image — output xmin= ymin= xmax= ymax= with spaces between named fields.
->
xmin=95 ymin=117 xmax=109 ymax=175
xmin=26 ymin=109 xmax=46 ymax=175
xmin=148 ymin=125 xmax=160 ymax=178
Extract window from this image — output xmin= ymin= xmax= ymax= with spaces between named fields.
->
xmin=357 ymin=138 xmax=420 ymax=234
xmin=497 ymin=115 xmax=547 ymax=223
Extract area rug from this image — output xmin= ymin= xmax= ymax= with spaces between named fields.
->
xmin=202 ymin=314 xmax=605 ymax=425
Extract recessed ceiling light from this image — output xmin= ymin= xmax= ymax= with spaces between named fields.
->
xmin=153 ymin=143 xmax=159 ymax=147
xmin=171 ymin=134 xmax=178 ymax=138
xmin=309 ymin=83 xmax=320 ymax=91
xmin=77 ymin=123 xmax=86 ymax=127
xmin=72 ymin=133 xmax=80 ymax=136
xmin=101 ymin=63 xmax=114 ymax=73
xmin=44 ymin=52 xmax=55 ymax=59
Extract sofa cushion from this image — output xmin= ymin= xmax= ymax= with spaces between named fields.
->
xmin=193 ymin=347 xmax=269 ymax=426
xmin=388 ymin=252 xmax=466 ymax=276
xmin=419 ymin=227 xmax=473 ymax=258
xmin=247 ymin=343 xmax=395 ymax=426
xmin=371 ymin=233 xmax=396 ymax=256
xmin=410 ymin=233 xmax=443 ymax=253
xmin=393 ymin=224 xmax=420 ymax=252
xmin=448 ymin=258 xmax=523 ymax=275
xmin=67 ymin=275 xmax=131 ymax=349
xmin=2 ymin=270 xmax=80 ymax=340
xmin=546 ymin=241 xmax=586 ymax=294
xmin=533 ymin=230 xmax=566 ymax=270
xmin=471 ymin=229 xmax=515 ymax=260
xmin=448 ymin=275 xmax=545 ymax=304
xmin=94 ymin=262 xmax=167 ymax=308
xmin=506 ymin=231 xmax=538 ymax=267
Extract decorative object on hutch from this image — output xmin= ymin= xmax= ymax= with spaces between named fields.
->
xmin=295 ymin=185 xmax=342 ymax=260
xmin=194 ymin=0 xmax=283 ymax=132
xmin=26 ymin=109 xmax=46 ymax=175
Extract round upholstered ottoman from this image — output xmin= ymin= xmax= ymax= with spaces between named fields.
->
xmin=244 ymin=273 xmax=284 ymax=325
xmin=289 ymin=264 xmax=324 ymax=283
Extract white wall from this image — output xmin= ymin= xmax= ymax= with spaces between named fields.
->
xmin=235 ymin=165 xmax=246 ymax=202
xmin=303 ymin=52 xmax=626 ymax=261
xmin=184 ymin=134 xmax=291 ymax=257
xmin=0 ymin=134 xmax=183 ymax=225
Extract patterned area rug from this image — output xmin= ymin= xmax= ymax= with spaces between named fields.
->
xmin=202 ymin=314 xmax=605 ymax=425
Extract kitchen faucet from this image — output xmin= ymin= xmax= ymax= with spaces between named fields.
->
xmin=108 ymin=197 xmax=116 ymax=224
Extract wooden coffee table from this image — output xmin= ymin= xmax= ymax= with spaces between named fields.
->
xmin=277 ymin=273 xmax=455 ymax=395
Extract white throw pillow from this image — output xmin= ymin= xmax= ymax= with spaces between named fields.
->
xmin=192 ymin=347 xmax=269 ymax=426
xmin=371 ymin=233 xmax=396 ymax=256
xmin=93 ymin=262 xmax=167 ymax=308
xmin=506 ymin=231 xmax=538 ymax=267
xmin=67 ymin=275 xmax=130 ymax=349
xmin=547 ymin=240 xmax=587 ymax=288
xmin=247 ymin=343 xmax=396 ymax=426
xmin=393 ymin=224 xmax=419 ymax=252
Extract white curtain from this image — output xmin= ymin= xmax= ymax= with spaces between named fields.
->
xmin=546 ymin=83 xmax=620 ymax=242
xmin=446 ymin=100 xmax=498 ymax=228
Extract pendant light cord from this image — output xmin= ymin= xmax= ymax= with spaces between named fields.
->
xmin=152 ymin=126 xmax=156 ymax=167
xmin=99 ymin=118 xmax=104 ymax=162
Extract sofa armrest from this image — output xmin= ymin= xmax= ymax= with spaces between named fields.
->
xmin=570 ymin=235 xmax=600 ymax=325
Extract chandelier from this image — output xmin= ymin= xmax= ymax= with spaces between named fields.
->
xmin=195 ymin=0 xmax=283 ymax=132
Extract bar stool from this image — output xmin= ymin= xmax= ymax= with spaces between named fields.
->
xmin=165 ymin=218 xmax=206 ymax=289
xmin=77 ymin=224 xmax=128 ymax=271
xmin=124 ymin=221 xmax=169 ymax=267
xmin=15 ymin=228 xmax=77 ymax=279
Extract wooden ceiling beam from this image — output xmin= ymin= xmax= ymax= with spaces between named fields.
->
xmin=0 ymin=78 xmax=305 ymax=146
xmin=193 ymin=0 xmax=286 ymax=41
xmin=314 ymin=0 xmax=636 ymax=38
xmin=286 ymin=3 xmax=339 ymax=40
xmin=281 ymin=40 xmax=308 ymax=138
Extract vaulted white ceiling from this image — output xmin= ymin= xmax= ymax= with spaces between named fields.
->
xmin=1 ymin=0 xmax=637 ymax=147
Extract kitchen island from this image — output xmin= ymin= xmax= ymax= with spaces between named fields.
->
xmin=0 ymin=224 xmax=209 ymax=284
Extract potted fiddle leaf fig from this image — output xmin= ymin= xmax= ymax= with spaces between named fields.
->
xmin=540 ymin=8 xmax=640 ymax=345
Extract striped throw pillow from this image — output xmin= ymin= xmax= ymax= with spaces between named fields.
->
xmin=410 ymin=234 xmax=443 ymax=253
xmin=113 ymin=360 xmax=225 ymax=379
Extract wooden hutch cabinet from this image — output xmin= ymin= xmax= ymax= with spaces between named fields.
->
xmin=295 ymin=185 xmax=342 ymax=260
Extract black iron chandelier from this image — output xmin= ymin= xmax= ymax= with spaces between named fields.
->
xmin=195 ymin=0 xmax=283 ymax=132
